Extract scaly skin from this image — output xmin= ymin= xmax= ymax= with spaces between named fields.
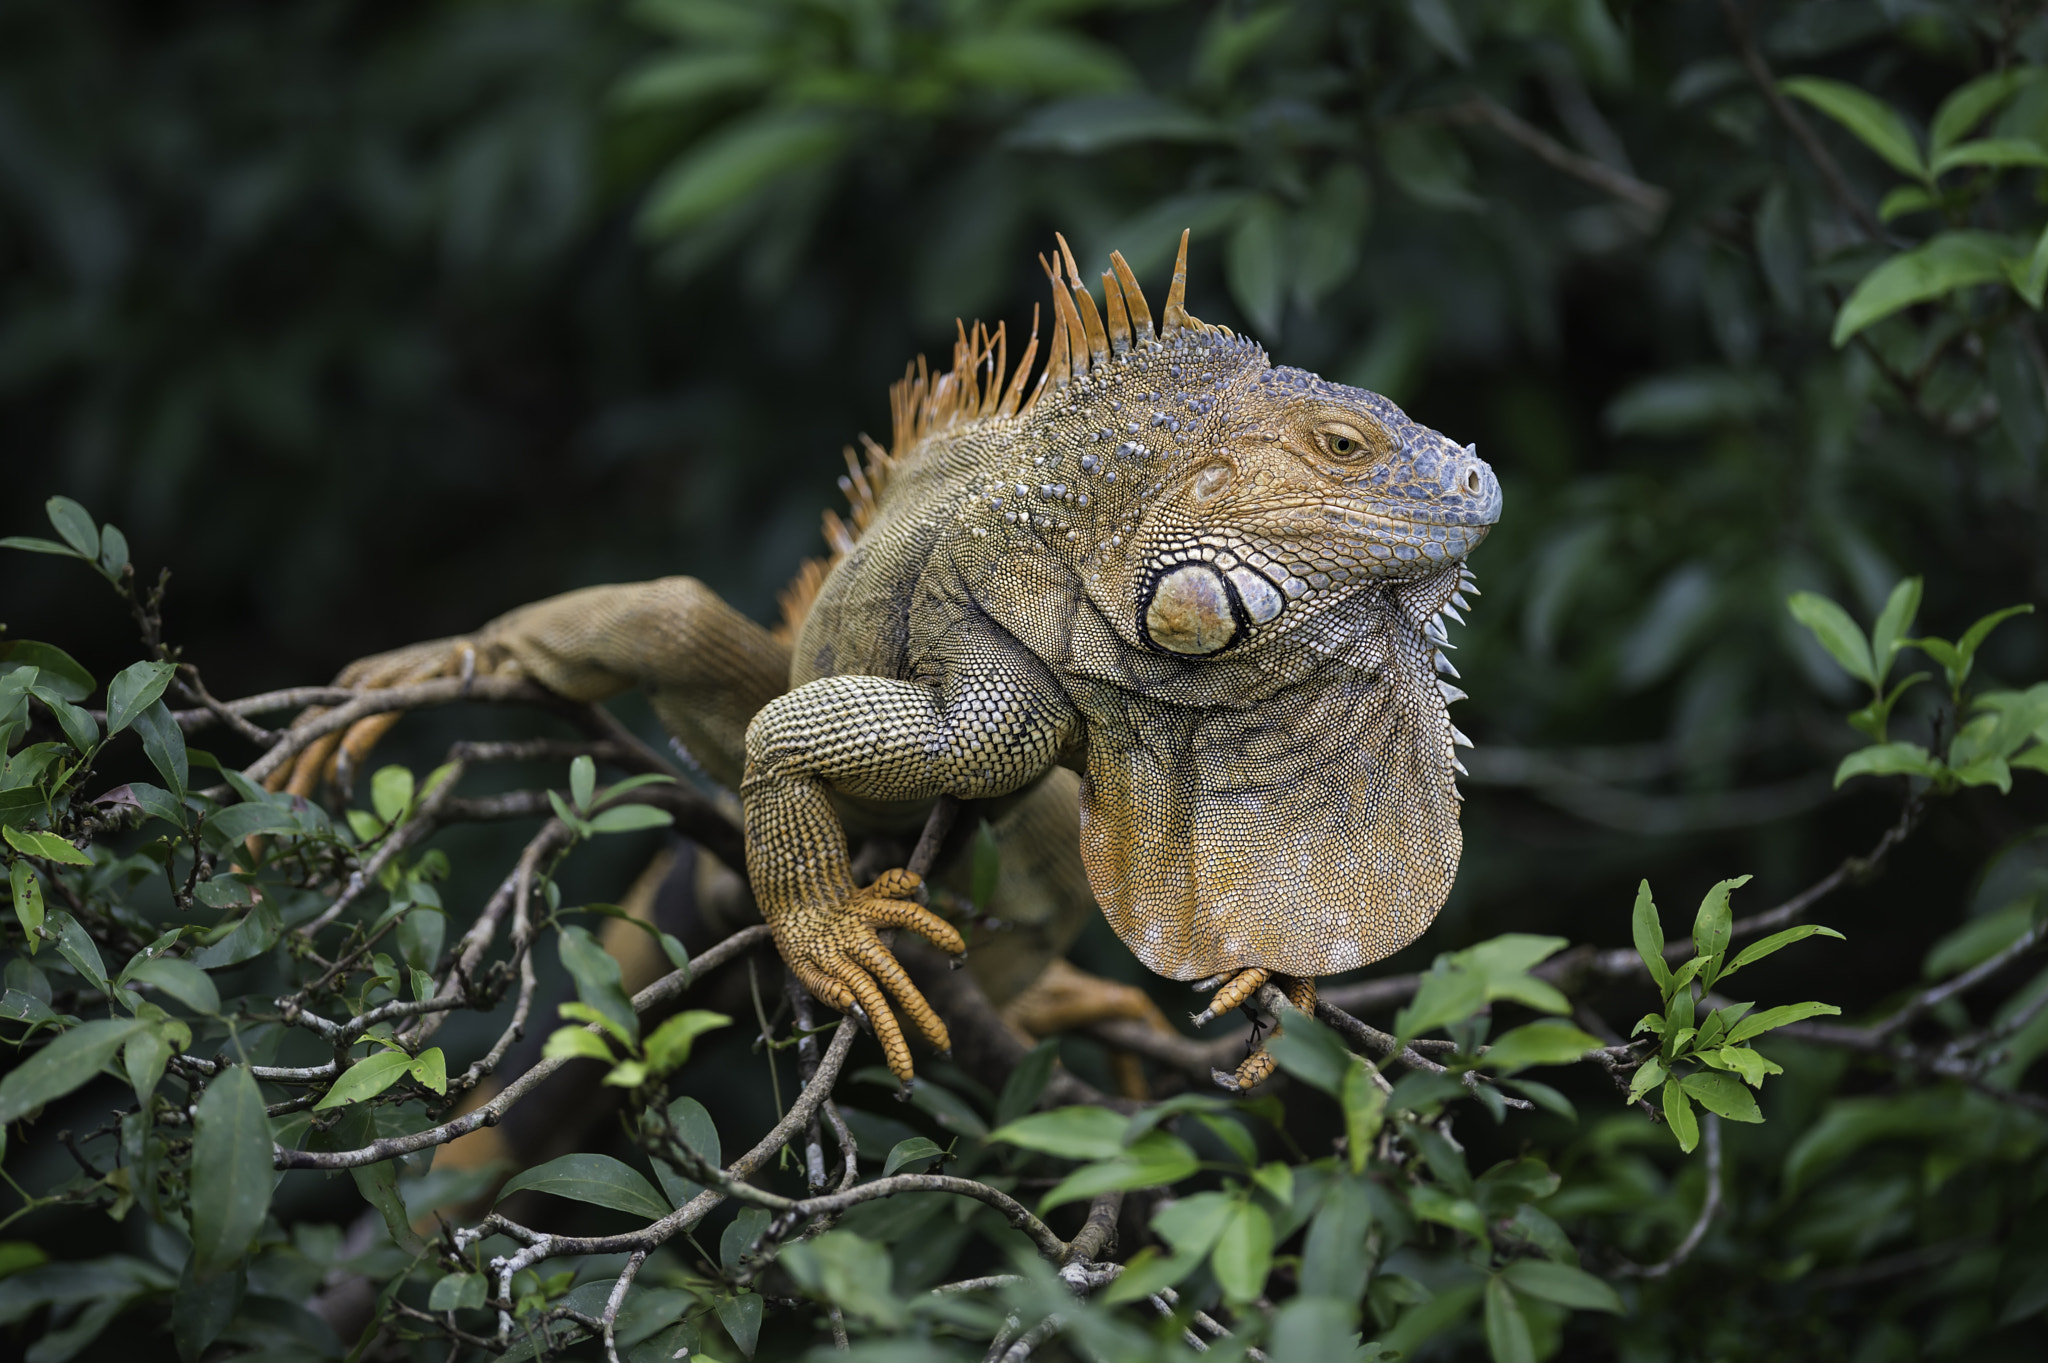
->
xmin=286 ymin=231 xmax=1501 ymax=1088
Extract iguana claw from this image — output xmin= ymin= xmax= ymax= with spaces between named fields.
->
xmin=779 ymin=868 xmax=966 ymax=1084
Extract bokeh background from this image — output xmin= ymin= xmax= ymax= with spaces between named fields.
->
xmin=4 ymin=0 xmax=2048 ymax=1355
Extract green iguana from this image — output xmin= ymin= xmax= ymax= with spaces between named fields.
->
xmin=278 ymin=232 xmax=1500 ymax=1091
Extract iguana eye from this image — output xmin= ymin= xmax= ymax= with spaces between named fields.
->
xmin=1318 ymin=424 xmax=1376 ymax=461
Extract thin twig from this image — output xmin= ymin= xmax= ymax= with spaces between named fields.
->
xmin=1439 ymin=95 xmax=1671 ymax=218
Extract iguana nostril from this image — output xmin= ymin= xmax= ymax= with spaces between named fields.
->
xmin=1465 ymin=470 xmax=1482 ymax=494
xmin=1143 ymin=563 xmax=1240 ymax=654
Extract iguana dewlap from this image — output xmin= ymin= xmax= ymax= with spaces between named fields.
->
xmin=288 ymin=232 xmax=1500 ymax=1089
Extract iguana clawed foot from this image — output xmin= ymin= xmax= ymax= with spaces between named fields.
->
xmin=1196 ymin=971 xmax=1319 ymax=1093
xmin=266 ymin=635 xmax=488 ymax=798
xmin=778 ymin=868 xmax=967 ymax=1083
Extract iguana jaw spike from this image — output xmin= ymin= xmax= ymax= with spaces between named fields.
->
xmin=1161 ymin=228 xmax=1193 ymax=337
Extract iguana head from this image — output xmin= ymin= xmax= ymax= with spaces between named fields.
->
xmin=911 ymin=232 xmax=1502 ymax=981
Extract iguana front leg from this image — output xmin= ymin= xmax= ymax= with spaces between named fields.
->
xmin=743 ymin=667 xmax=1079 ymax=1082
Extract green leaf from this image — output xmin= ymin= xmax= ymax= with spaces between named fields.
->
xmin=587 ymin=804 xmax=675 ymax=834
xmin=1835 ymin=742 xmax=1940 ymax=787
xmin=652 ymin=1096 xmax=721 ymax=1210
xmin=1932 ymin=68 xmax=2037 ymax=153
xmin=497 ymin=1153 xmax=671 ymax=1221
xmin=1725 ymin=924 xmax=1846 ymax=976
xmin=9 ymin=862 xmax=44 ymax=949
xmin=778 ymin=1229 xmax=905 ymax=1329
xmin=1832 ymin=231 xmax=2017 ymax=347
xmin=639 ymin=112 xmax=845 ymax=235
xmin=716 ymin=1290 xmax=762 ymax=1359
xmin=612 ymin=50 xmax=773 ymax=112
xmin=1482 ymin=1021 xmax=1602 ymax=1072
xmin=1786 ymin=591 xmax=1876 ymax=686
xmin=1662 ymin=1078 xmax=1699 ymax=1153
xmin=1878 ymin=184 xmax=1936 ymax=221
xmin=1484 ymin=1274 xmax=1536 ymax=1363
xmin=428 ymin=1272 xmax=486 ymax=1312
xmin=642 ymin=1009 xmax=730 ymax=1074
xmin=1932 ymin=137 xmax=2048 ymax=176
xmin=1340 ymin=1061 xmax=1387 ymax=1172
xmin=1680 ymin=1070 xmax=1764 ymax=1122
xmin=125 ymin=957 xmax=220 ymax=1015
xmin=190 ymin=1066 xmax=274 ymax=1279
xmin=1630 ymin=880 xmax=1670 ymax=991
xmin=44 ymin=497 xmax=100 ymax=561
xmin=1264 ymin=1009 xmax=1356 ymax=1094
xmin=1705 ymin=1045 xmax=1783 ymax=1087
xmin=968 ymin=818 xmax=1000 ymax=911
xmin=1692 ymin=875 xmax=1750 ymax=976
xmin=2 ymin=826 xmax=91 ymax=866
xmin=994 ymin=1038 xmax=1058 ymax=1129
xmin=1726 ymin=1001 xmax=1842 ymax=1044
xmin=944 ymin=27 xmax=1133 ymax=95
xmin=122 ymin=1028 xmax=172 ymax=1106
xmin=882 ymin=1137 xmax=945 ymax=1177
xmin=543 ymin=1025 xmax=615 ymax=1064
xmin=0 ymin=642 xmax=95 ymax=702
xmin=1405 ymin=0 xmax=1471 ymax=66
xmin=1210 ymin=1200 xmax=1275 ymax=1303
xmin=558 ymin=924 xmax=639 ymax=1046
xmin=0 ymin=535 xmax=84 ymax=560
xmin=1626 ymin=1056 xmax=1667 ymax=1105
xmin=133 ymin=700 xmax=188 ymax=794
xmin=1780 ymin=77 xmax=1925 ymax=179
xmin=1100 ymin=1244 xmax=1207 ymax=1305
xmin=569 ymin=755 xmax=596 ymax=812
xmin=48 ymin=910 xmax=108 ymax=992
xmin=97 ymin=524 xmax=128 ymax=578
xmin=30 ymin=685 xmax=98 ymax=754
xmin=408 ymin=1048 xmax=447 ymax=1095
xmin=0 ymin=1018 xmax=146 ymax=1123
xmin=1500 ymin=1259 xmax=1624 ymax=1312
xmin=1870 ymin=577 xmax=1924 ymax=685
xmin=1038 ymin=1130 xmax=1199 ymax=1211
xmin=369 ymin=766 xmax=413 ymax=825
xmin=1395 ymin=961 xmax=1488 ymax=1039
xmin=987 ymin=1105 xmax=1126 ymax=1161
xmin=104 ymin=661 xmax=176 ymax=738
xmin=313 ymin=1049 xmax=415 ymax=1110
xmin=1152 ymin=1189 xmax=1238 ymax=1257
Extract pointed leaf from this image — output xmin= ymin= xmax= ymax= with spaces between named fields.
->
xmin=0 ymin=1018 xmax=146 ymax=1123
xmin=1786 ymin=592 xmax=1876 ymax=686
xmin=1781 ymin=77 xmax=1925 ymax=179
xmin=1662 ymin=1078 xmax=1699 ymax=1153
xmin=497 ymin=1153 xmax=671 ymax=1220
xmin=1725 ymin=924 xmax=1846 ymax=975
xmin=313 ymin=1049 xmax=415 ymax=1110
xmin=1500 ymin=1259 xmax=1624 ymax=1312
xmin=1726 ymin=1001 xmax=1841 ymax=1044
xmin=104 ymin=662 xmax=176 ymax=738
xmin=1630 ymin=880 xmax=1669 ymax=990
xmin=190 ymin=1066 xmax=273 ymax=1279
xmin=44 ymin=497 xmax=100 ymax=561
xmin=1680 ymin=1070 xmax=1764 ymax=1122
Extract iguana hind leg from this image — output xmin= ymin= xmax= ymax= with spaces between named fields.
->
xmin=1204 ymin=973 xmax=1318 ymax=1093
xmin=269 ymin=577 xmax=789 ymax=797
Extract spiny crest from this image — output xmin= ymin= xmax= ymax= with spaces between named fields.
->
xmin=887 ymin=228 xmax=1227 ymax=457
xmin=782 ymin=230 xmax=1226 ymax=640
